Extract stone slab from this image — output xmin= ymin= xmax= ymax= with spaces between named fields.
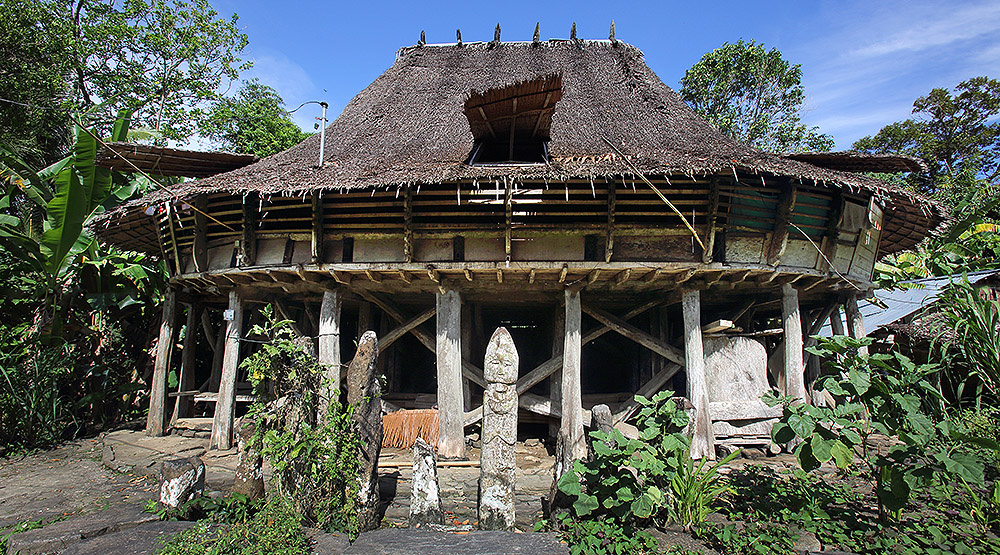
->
xmin=5 ymin=504 xmax=156 ymax=555
xmin=58 ymin=520 xmax=196 ymax=555
xmin=332 ymin=528 xmax=569 ymax=555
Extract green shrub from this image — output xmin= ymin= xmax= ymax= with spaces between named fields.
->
xmin=765 ymin=335 xmax=986 ymax=522
xmin=554 ymin=513 xmax=657 ymax=555
xmin=241 ymin=306 xmax=362 ymax=535
xmin=555 ymin=391 xmax=737 ymax=551
xmin=0 ymin=326 xmax=76 ymax=453
xmin=157 ymin=497 xmax=308 ymax=555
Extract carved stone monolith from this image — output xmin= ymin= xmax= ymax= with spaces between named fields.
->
xmin=409 ymin=436 xmax=443 ymax=526
xmin=348 ymin=330 xmax=382 ymax=532
xmin=233 ymin=419 xmax=264 ymax=500
xmin=478 ymin=327 xmax=518 ymax=531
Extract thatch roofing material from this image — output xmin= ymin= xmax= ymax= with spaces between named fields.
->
xmin=780 ymin=151 xmax=928 ymax=174
xmin=95 ymin=143 xmax=257 ymax=178
xmin=99 ymin=39 xmax=943 ymax=255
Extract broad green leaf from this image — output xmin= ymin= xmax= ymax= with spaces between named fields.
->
xmin=810 ymin=435 xmax=833 ymax=463
xmin=796 ymin=441 xmax=820 ymax=472
xmin=847 ymin=368 xmax=870 ymax=395
xmin=772 ymin=422 xmax=795 ymax=444
xmin=787 ymin=413 xmax=815 ymax=438
xmin=41 ymin=169 xmax=87 ymax=276
xmin=830 ymin=441 xmax=854 ymax=469
xmin=572 ymin=493 xmax=599 ymax=516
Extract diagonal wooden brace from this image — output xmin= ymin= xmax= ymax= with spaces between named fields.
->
xmin=582 ymin=304 xmax=685 ymax=365
xmin=360 ymin=291 xmax=486 ymax=387
xmin=465 ymin=297 xmax=674 ymax=427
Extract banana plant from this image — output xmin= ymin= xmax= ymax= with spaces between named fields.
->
xmin=0 ymin=110 xmax=135 ymax=335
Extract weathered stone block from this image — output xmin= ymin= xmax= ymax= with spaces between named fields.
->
xmin=158 ymin=457 xmax=205 ymax=508
xmin=409 ymin=437 xmax=444 ymax=526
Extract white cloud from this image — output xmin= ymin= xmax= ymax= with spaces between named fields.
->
xmin=850 ymin=2 xmax=1000 ymax=57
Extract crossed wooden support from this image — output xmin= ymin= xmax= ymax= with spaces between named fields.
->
xmin=364 ymin=290 xmax=689 ymax=429
xmin=461 ymin=296 xmax=685 ymax=427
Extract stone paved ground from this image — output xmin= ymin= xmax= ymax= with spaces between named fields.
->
xmin=1 ymin=430 xmax=792 ymax=554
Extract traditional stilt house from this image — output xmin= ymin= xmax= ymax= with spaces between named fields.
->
xmin=97 ymin=29 xmax=941 ymax=460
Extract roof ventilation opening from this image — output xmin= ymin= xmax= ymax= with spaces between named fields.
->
xmin=464 ymin=74 xmax=563 ymax=166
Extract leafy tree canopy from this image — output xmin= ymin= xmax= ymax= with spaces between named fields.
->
xmin=853 ymin=77 xmax=1000 ymax=194
xmin=0 ymin=1 xmax=75 ymax=167
xmin=69 ymin=0 xmax=250 ymax=141
xmin=680 ymin=39 xmax=834 ymax=153
xmin=199 ymin=79 xmax=310 ymax=158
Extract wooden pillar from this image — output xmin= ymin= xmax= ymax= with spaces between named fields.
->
xmin=318 ymin=289 xmax=343 ymax=413
xmin=436 ymin=289 xmax=466 ymax=459
xmin=171 ymin=302 xmax=200 ymax=427
xmin=549 ymin=303 xmax=564 ymax=440
xmin=461 ymin=302 xmax=473 ymax=412
xmin=682 ymin=289 xmax=714 ymax=460
xmin=830 ymin=306 xmax=845 ymax=336
xmin=147 ymin=290 xmax=177 ymax=436
xmin=210 ymin=291 xmax=243 ymax=450
xmin=559 ymin=288 xmax=586 ymax=469
xmin=358 ymin=301 xmax=372 ymax=339
xmin=781 ymin=284 xmax=806 ymax=401
xmin=844 ymin=294 xmax=868 ymax=354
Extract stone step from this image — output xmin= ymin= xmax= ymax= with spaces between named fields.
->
xmin=5 ymin=504 xmax=157 ymax=555
xmin=59 ymin=521 xmax=196 ymax=555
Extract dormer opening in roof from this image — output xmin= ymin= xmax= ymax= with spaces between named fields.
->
xmin=464 ymin=74 xmax=563 ymax=166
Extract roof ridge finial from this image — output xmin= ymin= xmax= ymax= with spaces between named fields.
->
xmin=418 ymin=30 xmax=425 ymax=46
xmin=533 ymin=22 xmax=540 ymax=45
xmin=609 ymin=20 xmax=616 ymax=42
xmin=570 ymin=22 xmax=577 ymax=41
xmin=456 ymin=29 xmax=462 ymax=46
xmin=494 ymin=23 xmax=501 ymax=43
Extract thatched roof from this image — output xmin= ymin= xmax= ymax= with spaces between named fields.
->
xmin=780 ymin=151 xmax=928 ymax=174
xmin=95 ymin=143 xmax=257 ymax=178
xmin=100 ymin=39 xmax=942 ymax=253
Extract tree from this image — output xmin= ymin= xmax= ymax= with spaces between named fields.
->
xmin=0 ymin=1 xmax=74 ymax=167
xmin=680 ymin=39 xmax=834 ymax=153
xmin=68 ymin=0 xmax=250 ymax=141
xmin=853 ymin=77 xmax=1000 ymax=194
xmin=199 ymin=79 xmax=310 ymax=158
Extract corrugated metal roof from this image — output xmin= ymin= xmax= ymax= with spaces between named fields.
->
xmin=819 ymin=269 xmax=998 ymax=336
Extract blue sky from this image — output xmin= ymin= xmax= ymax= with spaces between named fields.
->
xmin=211 ymin=0 xmax=1000 ymax=150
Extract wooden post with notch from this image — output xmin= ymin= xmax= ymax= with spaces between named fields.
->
xmin=147 ymin=290 xmax=177 ymax=436
xmin=606 ymin=180 xmax=616 ymax=262
xmin=318 ymin=289 xmax=343 ymax=414
xmin=192 ymin=196 xmax=208 ymax=272
xmin=781 ymin=283 xmax=806 ymax=401
xmin=682 ymin=289 xmax=715 ymax=459
xmin=239 ymin=194 xmax=257 ymax=266
xmin=703 ymin=176 xmax=721 ymax=263
xmin=311 ymin=191 xmax=324 ymax=263
xmin=765 ymin=180 xmax=796 ymax=266
xmin=437 ymin=288 xmax=466 ymax=459
xmin=210 ymin=291 xmax=244 ymax=450
xmin=403 ymin=186 xmax=414 ymax=263
xmin=558 ymin=288 xmax=586 ymax=474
